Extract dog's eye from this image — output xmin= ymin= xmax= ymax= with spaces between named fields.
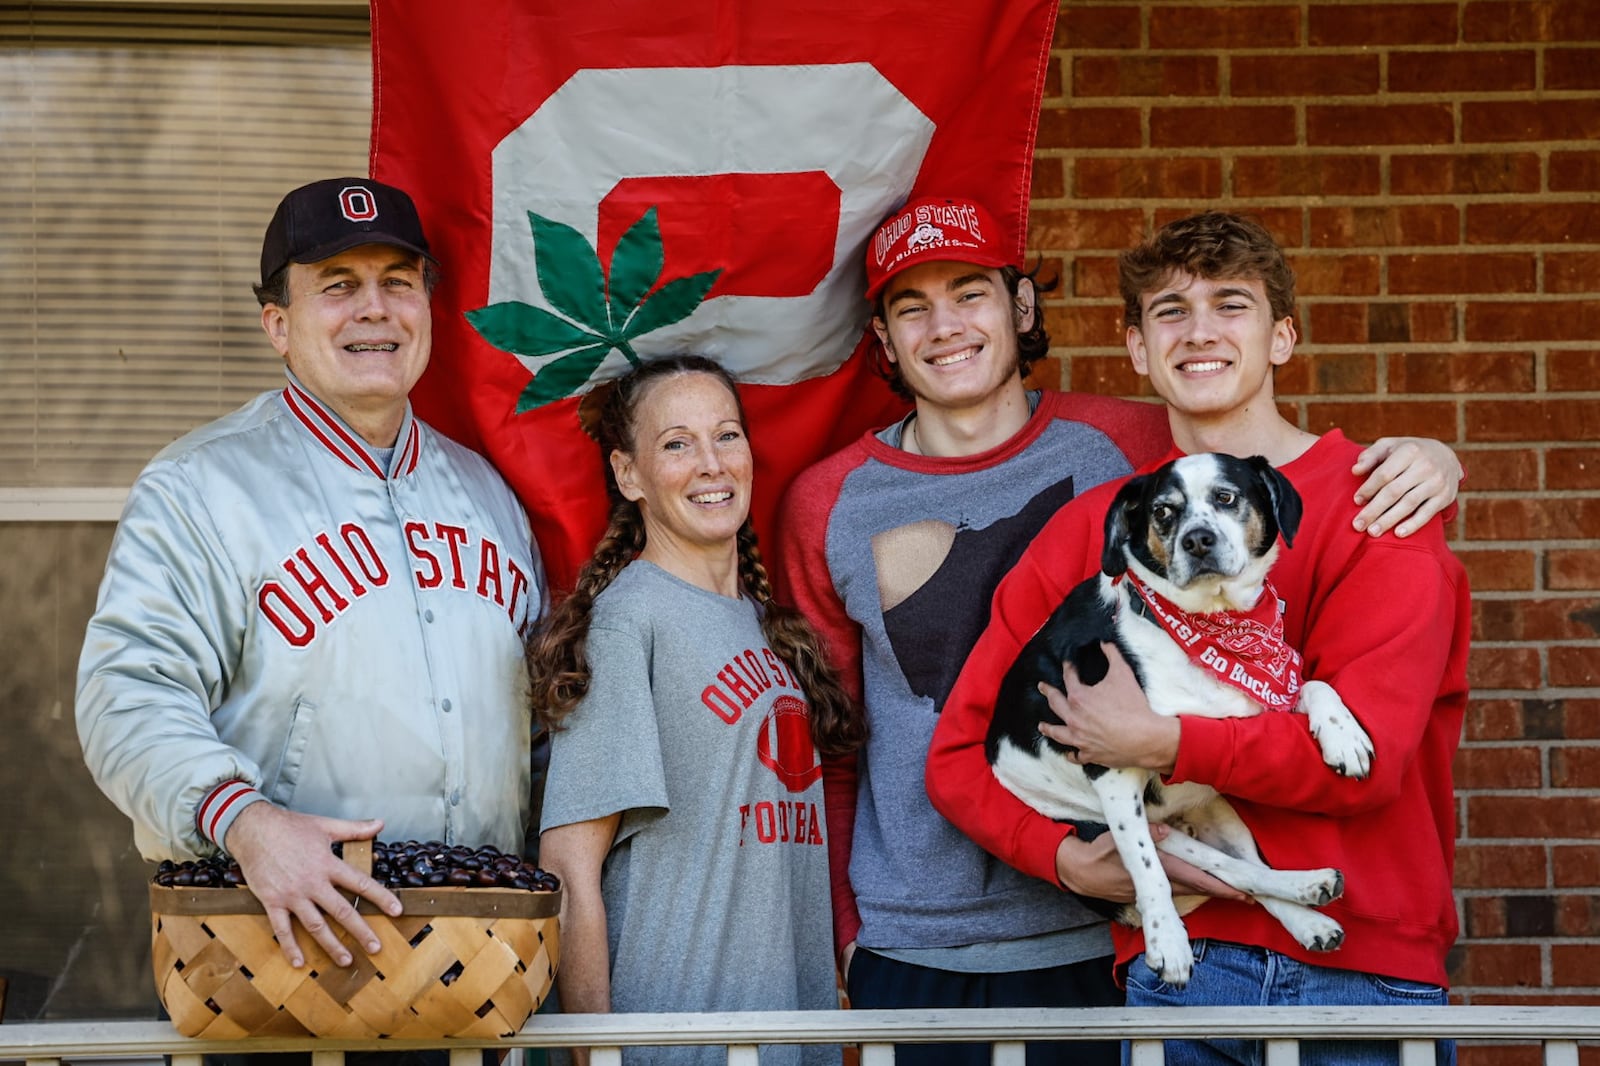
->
xmin=1214 ymin=490 xmax=1237 ymax=507
xmin=1152 ymin=503 xmax=1175 ymax=524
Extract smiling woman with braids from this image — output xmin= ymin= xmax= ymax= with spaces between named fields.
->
xmin=530 ymin=355 xmax=859 ymax=1066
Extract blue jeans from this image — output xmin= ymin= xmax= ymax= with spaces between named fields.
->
xmin=1123 ymin=939 xmax=1454 ymax=1066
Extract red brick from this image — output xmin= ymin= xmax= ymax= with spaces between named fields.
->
xmin=1466 ymin=896 xmax=1508 ymax=938
xmin=1551 ymin=646 xmax=1600 ymax=687
xmin=1549 ymin=350 xmax=1600 ymax=391
xmin=1551 ymin=151 xmax=1600 ymax=192
xmin=1564 ymin=700 xmax=1600 ymax=737
xmin=1446 ymin=941 xmax=1542 ymax=986
xmin=1233 ymin=155 xmax=1380 ymax=197
xmin=1150 ymin=5 xmax=1300 ymax=49
xmin=1274 ymin=351 xmax=1374 ymax=396
xmin=1556 ymin=894 xmax=1600 ymax=937
xmin=1390 ymin=49 xmax=1536 ymax=93
xmin=1305 ymin=303 xmax=1368 ymax=345
xmin=1150 ymin=106 xmax=1297 ymax=148
xmin=1466 ymin=498 xmax=1600 ymax=540
xmin=1391 ymin=153 xmax=1541 ymax=196
xmin=1389 ymin=351 xmax=1535 ymax=393
xmin=1457 ymin=843 xmax=1549 ymax=888
xmin=1473 ymin=597 xmax=1600 ymax=642
xmin=1464 ymin=993 xmax=1600 ymax=1006
xmin=1029 ymin=208 xmax=1145 ymax=254
xmin=1305 ymin=400 xmax=1456 ymax=443
xmin=1458 ymin=447 xmax=1538 ymax=490
xmin=1064 ymin=355 xmax=1150 ymax=398
xmin=1467 ymin=645 xmax=1542 ymax=689
xmin=1036 ymin=107 xmax=1143 ymax=150
xmin=1044 ymin=303 xmax=1123 ymax=350
xmin=1458 ymin=1047 xmax=1542 ymax=1066
xmin=1468 ymin=795 xmax=1600 ymax=838
xmin=1410 ymin=302 xmax=1457 ymax=342
xmin=1308 ymin=103 xmax=1454 ymax=146
xmin=1552 ymin=747 xmax=1600 ymax=788
xmin=1310 ymin=205 xmax=1459 ymax=248
xmin=1459 ymin=548 xmax=1537 ymax=590
xmin=1455 ymin=745 xmax=1544 ymax=789
xmin=1548 ymin=448 xmax=1600 ymax=489
xmin=1030 ymin=158 xmax=1064 ymax=201
xmin=1233 ymin=54 xmax=1380 ymax=97
xmin=1390 ymin=253 xmax=1536 ymax=296
xmin=1464 ymin=99 xmax=1600 ymax=142
xmin=1466 ymin=301 xmax=1600 ymax=343
xmin=1071 ymin=256 xmax=1121 ymax=299
xmin=1548 ymin=252 xmax=1600 ymax=293
xmin=1289 ymin=254 xmax=1381 ymax=297
xmin=1312 ymin=3 xmax=1458 ymax=45
xmin=1467 ymin=202 xmax=1600 ymax=245
xmin=1465 ymin=1 xmax=1600 ymax=44
xmin=1074 ymin=156 xmax=1222 ymax=200
xmin=1549 ymin=549 xmax=1600 ymax=591
xmin=1043 ymin=55 xmax=1062 ymax=100
xmin=1056 ymin=5 xmax=1141 ymax=49
xmin=1465 ymin=399 xmax=1600 ymax=441
xmin=1464 ymin=699 xmax=1529 ymax=740
xmin=1553 ymin=943 xmax=1600 ymax=985
xmin=1547 ymin=47 xmax=1600 ymax=90
xmin=1554 ymin=844 xmax=1600 ymax=886
xmin=1072 ymin=55 xmax=1219 ymax=98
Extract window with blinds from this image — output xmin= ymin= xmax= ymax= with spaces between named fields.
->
xmin=0 ymin=3 xmax=372 ymax=490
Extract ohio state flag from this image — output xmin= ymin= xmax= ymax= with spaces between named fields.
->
xmin=370 ymin=1 xmax=1058 ymax=590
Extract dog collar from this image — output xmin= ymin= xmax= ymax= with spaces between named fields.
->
xmin=1122 ymin=574 xmax=1303 ymax=711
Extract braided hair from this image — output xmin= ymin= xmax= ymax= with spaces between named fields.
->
xmin=526 ymin=355 xmax=863 ymax=755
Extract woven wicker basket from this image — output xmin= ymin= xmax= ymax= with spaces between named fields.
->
xmin=150 ymin=840 xmax=559 ymax=1040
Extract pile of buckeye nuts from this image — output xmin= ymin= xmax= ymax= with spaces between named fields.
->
xmin=151 ymin=840 xmax=559 ymax=892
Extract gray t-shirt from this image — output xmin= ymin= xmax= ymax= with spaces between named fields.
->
xmin=542 ymin=561 xmax=837 ymax=1066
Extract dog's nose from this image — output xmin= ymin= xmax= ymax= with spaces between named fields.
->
xmin=1182 ymin=527 xmax=1216 ymax=560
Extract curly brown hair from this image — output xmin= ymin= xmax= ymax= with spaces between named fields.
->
xmin=526 ymin=355 xmax=864 ymax=756
xmin=1119 ymin=211 xmax=1296 ymax=330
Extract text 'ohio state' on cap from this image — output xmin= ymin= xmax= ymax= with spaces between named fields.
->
xmin=864 ymin=195 xmax=1014 ymax=300
xmin=259 ymin=177 xmax=435 ymax=286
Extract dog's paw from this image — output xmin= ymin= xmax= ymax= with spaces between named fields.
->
xmin=1286 ymin=910 xmax=1345 ymax=953
xmin=1288 ymin=867 xmax=1344 ymax=906
xmin=1309 ymin=712 xmax=1374 ymax=779
xmin=1142 ymin=921 xmax=1194 ymax=988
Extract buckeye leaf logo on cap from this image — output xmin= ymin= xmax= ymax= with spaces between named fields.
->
xmin=467 ymin=207 xmax=721 ymax=412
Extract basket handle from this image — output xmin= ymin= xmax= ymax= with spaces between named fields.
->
xmin=342 ymin=838 xmax=374 ymax=879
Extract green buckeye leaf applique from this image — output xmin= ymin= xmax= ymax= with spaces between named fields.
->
xmin=466 ymin=206 xmax=724 ymax=412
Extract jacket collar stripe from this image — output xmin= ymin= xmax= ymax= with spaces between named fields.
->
xmin=282 ymin=383 xmax=387 ymax=479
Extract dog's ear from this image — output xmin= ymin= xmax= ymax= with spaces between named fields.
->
xmin=1101 ymin=474 xmax=1150 ymax=576
xmin=1248 ymin=455 xmax=1304 ymax=548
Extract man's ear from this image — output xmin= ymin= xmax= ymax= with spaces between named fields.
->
xmin=1126 ymin=325 xmax=1150 ymax=376
xmin=261 ymin=304 xmax=291 ymax=359
xmin=1270 ymin=315 xmax=1297 ymax=367
xmin=610 ymin=448 xmax=643 ymax=503
xmin=871 ymin=317 xmax=896 ymax=365
xmin=1013 ymin=276 xmax=1037 ymax=333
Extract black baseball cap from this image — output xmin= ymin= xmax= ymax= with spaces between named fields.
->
xmin=259 ymin=177 xmax=435 ymax=286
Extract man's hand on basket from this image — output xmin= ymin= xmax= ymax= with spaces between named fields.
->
xmin=224 ymin=802 xmax=402 ymax=968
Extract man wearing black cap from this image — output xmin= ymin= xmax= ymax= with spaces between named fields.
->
xmin=77 ymin=178 xmax=545 ymax=970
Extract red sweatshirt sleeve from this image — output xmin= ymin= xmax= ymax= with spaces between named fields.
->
xmin=775 ymin=458 xmax=867 ymax=962
xmin=927 ymin=490 xmax=1110 ymax=886
xmin=1173 ymin=525 xmax=1469 ymax=816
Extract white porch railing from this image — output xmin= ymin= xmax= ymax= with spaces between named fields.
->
xmin=2 ymin=1007 xmax=1598 ymax=1066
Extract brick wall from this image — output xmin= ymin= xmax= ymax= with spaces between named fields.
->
xmin=1030 ymin=0 xmax=1600 ymax=1024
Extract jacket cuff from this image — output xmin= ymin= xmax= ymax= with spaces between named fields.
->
xmin=197 ymin=779 xmax=266 ymax=851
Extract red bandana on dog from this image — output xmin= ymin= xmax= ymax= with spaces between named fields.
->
xmin=1123 ymin=575 xmax=1302 ymax=710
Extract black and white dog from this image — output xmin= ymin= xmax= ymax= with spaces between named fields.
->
xmin=986 ymin=453 xmax=1374 ymax=987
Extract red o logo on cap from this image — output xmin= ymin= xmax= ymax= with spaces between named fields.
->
xmin=756 ymin=695 xmax=821 ymax=793
xmin=339 ymin=186 xmax=378 ymax=222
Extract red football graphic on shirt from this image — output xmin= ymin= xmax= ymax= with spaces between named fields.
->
xmin=757 ymin=695 xmax=822 ymax=793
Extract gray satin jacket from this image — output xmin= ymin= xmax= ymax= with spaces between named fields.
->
xmin=77 ymin=374 xmax=543 ymax=861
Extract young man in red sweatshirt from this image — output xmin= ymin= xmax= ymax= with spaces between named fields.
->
xmin=928 ymin=210 xmax=1468 ymax=1066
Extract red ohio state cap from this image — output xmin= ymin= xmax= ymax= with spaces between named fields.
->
xmin=863 ymin=195 xmax=1014 ymax=300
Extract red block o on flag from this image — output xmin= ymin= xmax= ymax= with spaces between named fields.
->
xmin=371 ymin=1 xmax=1058 ymax=591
